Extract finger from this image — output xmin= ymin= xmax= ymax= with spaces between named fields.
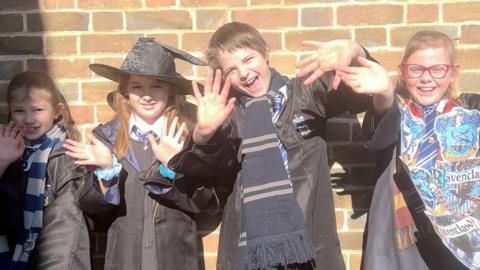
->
xmin=303 ymin=68 xmax=325 ymax=85
xmin=168 ymin=117 xmax=178 ymax=138
xmin=212 ymin=69 xmax=222 ymax=95
xmin=174 ymin=122 xmax=186 ymax=142
xmin=10 ymin=125 xmax=20 ymax=139
xmin=219 ymin=75 xmax=232 ymax=102
xmin=65 ymin=150 xmax=88 ymax=160
xmin=332 ymin=74 xmax=342 ymax=90
xmin=74 ymin=160 xmax=96 ymax=166
xmin=162 ymin=116 xmax=168 ymax=138
xmin=147 ymin=133 xmax=158 ymax=147
xmin=301 ymin=40 xmax=323 ymax=49
xmin=295 ymin=54 xmax=317 ymax=70
xmin=357 ymin=56 xmax=374 ymax=68
xmin=204 ymin=68 xmax=213 ymax=95
xmin=222 ymin=97 xmax=237 ymax=118
xmin=65 ymin=138 xmax=84 ymax=147
xmin=14 ymin=128 xmax=24 ymax=141
xmin=87 ymin=133 xmax=101 ymax=146
xmin=192 ymin=81 xmax=202 ymax=101
xmin=4 ymin=121 xmax=14 ymax=138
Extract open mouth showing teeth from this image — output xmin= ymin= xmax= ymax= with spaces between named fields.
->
xmin=417 ymin=87 xmax=435 ymax=92
xmin=244 ymin=76 xmax=257 ymax=88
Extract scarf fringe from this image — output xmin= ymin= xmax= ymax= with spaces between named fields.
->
xmin=395 ymin=224 xmax=417 ymax=250
xmin=246 ymin=230 xmax=316 ymax=270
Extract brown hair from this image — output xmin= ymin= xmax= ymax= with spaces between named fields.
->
xmin=399 ymin=30 xmax=460 ymax=99
xmin=7 ymin=71 xmax=79 ymax=140
xmin=112 ymin=75 xmax=195 ymax=159
xmin=206 ymin=21 xmax=268 ymax=71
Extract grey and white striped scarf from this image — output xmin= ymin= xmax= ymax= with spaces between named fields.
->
xmin=235 ymin=70 xmax=315 ymax=270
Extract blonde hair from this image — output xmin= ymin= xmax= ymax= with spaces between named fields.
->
xmin=7 ymin=71 xmax=79 ymax=140
xmin=206 ymin=22 xmax=268 ymax=71
xmin=399 ymin=30 xmax=460 ymax=99
xmin=112 ymin=75 xmax=194 ymax=159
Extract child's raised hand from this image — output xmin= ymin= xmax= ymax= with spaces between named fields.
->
xmin=192 ymin=69 xmax=236 ymax=144
xmin=0 ymin=122 xmax=25 ymax=166
xmin=337 ymin=56 xmax=395 ymax=114
xmin=296 ymin=40 xmax=363 ymax=87
xmin=148 ymin=116 xmax=186 ymax=166
xmin=64 ymin=134 xmax=113 ymax=170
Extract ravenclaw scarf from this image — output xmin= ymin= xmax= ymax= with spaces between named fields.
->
xmin=0 ymin=125 xmax=66 ymax=270
xmin=235 ymin=70 xmax=315 ymax=270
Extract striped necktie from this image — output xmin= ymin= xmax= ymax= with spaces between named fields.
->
xmin=416 ymin=105 xmax=438 ymax=169
xmin=271 ymin=91 xmax=291 ymax=178
xmin=131 ymin=125 xmax=159 ymax=150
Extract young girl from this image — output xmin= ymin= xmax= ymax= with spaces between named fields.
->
xmin=173 ymin=22 xmax=376 ymax=270
xmin=63 ymin=37 xmax=219 ymax=270
xmin=340 ymin=31 xmax=476 ymax=269
xmin=0 ymin=71 xmax=91 ymax=270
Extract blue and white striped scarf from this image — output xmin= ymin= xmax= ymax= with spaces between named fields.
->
xmin=0 ymin=125 xmax=66 ymax=270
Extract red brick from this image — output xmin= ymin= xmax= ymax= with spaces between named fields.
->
xmin=81 ymin=34 xmax=141 ymax=54
xmin=175 ymin=59 xmax=194 ymax=77
xmin=355 ymin=28 xmax=386 ymax=47
xmin=251 ymin=0 xmax=281 ymax=4
xmin=232 ymin=9 xmax=297 ymax=29
xmin=285 ymin=0 xmax=347 ymax=3
xmin=57 ymin=82 xmax=79 ymax=102
xmin=92 ymin=12 xmax=123 ymax=31
xmin=369 ymin=50 xmax=402 ymax=72
xmin=126 ymin=11 xmax=192 ymax=30
xmin=461 ymin=25 xmax=480 ymax=44
xmin=0 ymin=14 xmax=23 ymax=33
xmin=346 ymin=211 xmax=367 ymax=231
xmin=390 ymin=26 xmax=458 ymax=47
xmin=196 ymin=10 xmax=229 ymax=30
xmin=181 ymin=0 xmax=245 ymax=7
xmin=182 ymin=32 xmax=212 ymax=53
xmin=27 ymin=59 xmax=91 ymax=79
xmin=350 ymin=253 xmax=362 ymax=270
xmin=0 ymin=0 xmax=38 ymax=10
xmin=0 ymin=36 xmax=43 ymax=55
xmin=269 ymin=54 xmax=296 ymax=76
xmin=407 ymin=4 xmax=439 ymax=23
xmin=460 ymin=72 xmax=480 ymax=93
xmin=145 ymin=0 xmax=176 ymax=7
xmin=27 ymin=12 xmax=89 ymax=32
xmin=262 ymin=32 xmax=282 ymax=51
xmin=40 ymin=0 xmax=75 ymax=9
xmin=0 ymin=60 xmax=23 ymax=80
xmin=285 ymin=29 xmax=351 ymax=51
xmin=337 ymin=4 xmax=403 ymax=26
xmin=96 ymin=104 xmax=116 ymax=123
xmin=82 ymin=82 xmax=117 ymax=103
xmin=301 ymin=7 xmax=333 ymax=27
xmin=79 ymin=0 xmax=142 ymax=9
xmin=336 ymin=210 xmax=345 ymax=231
xmin=203 ymin=255 xmax=217 ymax=270
xmin=458 ymin=48 xmax=480 ymax=70
xmin=338 ymin=231 xmax=364 ymax=250
xmin=202 ymin=232 xmax=219 ymax=254
xmin=46 ymin=36 xmax=77 ymax=55
xmin=444 ymin=2 xmax=480 ymax=22
xmin=70 ymin=104 xmax=94 ymax=124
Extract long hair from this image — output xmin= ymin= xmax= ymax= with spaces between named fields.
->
xmin=112 ymin=75 xmax=195 ymax=159
xmin=399 ymin=30 xmax=460 ymax=99
xmin=7 ymin=70 xmax=79 ymax=140
xmin=206 ymin=21 xmax=268 ymax=71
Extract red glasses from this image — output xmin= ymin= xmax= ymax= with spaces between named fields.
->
xmin=403 ymin=64 xmax=451 ymax=79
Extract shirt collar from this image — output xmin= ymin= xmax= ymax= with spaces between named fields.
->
xmin=129 ymin=113 xmax=164 ymax=141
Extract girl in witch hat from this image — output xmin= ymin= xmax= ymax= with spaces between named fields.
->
xmin=63 ymin=37 xmax=220 ymax=270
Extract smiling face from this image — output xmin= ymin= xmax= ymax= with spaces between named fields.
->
xmin=218 ymin=47 xmax=271 ymax=97
xmin=400 ymin=46 xmax=458 ymax=106
xmin=9 ymin=88 xmax=61 ymax=141
xmin=125 ymin=75 xmax=171 ymax=125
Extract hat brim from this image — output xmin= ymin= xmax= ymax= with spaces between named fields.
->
xmin=89 ymin=63 xmax=197 ymax=95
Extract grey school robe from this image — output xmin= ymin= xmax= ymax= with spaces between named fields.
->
xmin=174 ymin=68 xmax=373 ymax=270
xmin=79 ymin=118 xmax=218 ymax=270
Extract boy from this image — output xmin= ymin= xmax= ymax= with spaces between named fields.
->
xmin=173 ymin=22 xmax=375 ymax=270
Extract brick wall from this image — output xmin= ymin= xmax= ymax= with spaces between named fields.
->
xmin=1 ymin=1 xmax=479 ymax=269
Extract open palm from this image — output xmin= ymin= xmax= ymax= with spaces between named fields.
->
xmin=0 ymin=122 xmax=24 ymax=166
xmin=148 ymin=116 xmax=186 ymax=165
xmin=64 ymin=134 xmax=113 ymax=169
xmin=192 ymin=69 xmax=236 ymax=144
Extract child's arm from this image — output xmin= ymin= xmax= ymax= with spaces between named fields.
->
xmin=0 ymin=122 xmax=24 ymax=177
xmin=296 ymin=39 xmax=366 ymax=88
